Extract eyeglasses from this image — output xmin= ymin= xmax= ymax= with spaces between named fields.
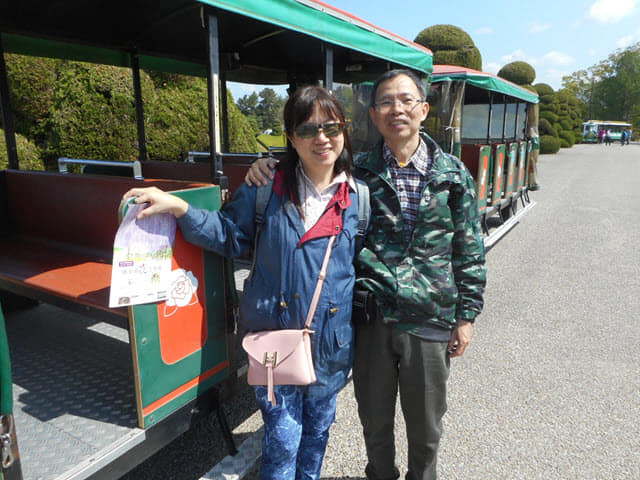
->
xmin=295 ymin=121 xmax=345 ymax=139
xmin=373 ymin=96 xmax=425 ymax=113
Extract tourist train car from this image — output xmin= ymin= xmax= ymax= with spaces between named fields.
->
xmin=425 ymin=65 xmax=539 ymax=243
xmin=581 ymin=120 xmax=631 ymax=143
xmin=0 ymin=1 xmax=432 ymax=478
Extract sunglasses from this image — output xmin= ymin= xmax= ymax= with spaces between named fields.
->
xmin=295 ymin=121 xmax=345 ymax=139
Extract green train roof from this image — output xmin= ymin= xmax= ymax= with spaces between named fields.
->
xmin=0 ymin=0 xmax=432 ymax=83
xmin=432 ymin=65 xmax=539 ymax=104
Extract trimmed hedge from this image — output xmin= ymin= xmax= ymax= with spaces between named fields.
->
xmin=540 ymin=135 xmax=561 ymax=154
xmin=539 ymin=110 xmax=559 ymax=124
xmin=414 ymin=24 xmax=482 ymax=70
xmin=1 ymin=129 xmax=44 ymax=170
xmin=414 ymin=24 xmax=475 ymax=50
xmin=497 ymin=61 xmax=536 ymax=85
xmin=538 ymin=118 xmax=558 ymax=137
xmin=533 ymin=83 xmax=554 ymax=96
xmin=559 ymin=130 xmax=575 ymax=146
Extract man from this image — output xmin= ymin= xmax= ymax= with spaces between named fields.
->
xmin=351 ymin=69 xmax=485 ymax=480
xmin=244 ymin=69 xmax=486 ymax=480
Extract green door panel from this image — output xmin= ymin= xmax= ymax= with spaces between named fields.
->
xmin=126 ymin=186 xmax=230 ymax=428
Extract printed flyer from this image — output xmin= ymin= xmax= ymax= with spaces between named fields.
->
xmin=109 ymin=203 xmax=176 ymax=308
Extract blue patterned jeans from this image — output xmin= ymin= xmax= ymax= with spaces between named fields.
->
xmin=254 ymin=383 xmax=339 ymax=480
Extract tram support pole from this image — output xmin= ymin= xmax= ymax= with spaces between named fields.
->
xmin=130 ymin=51 xmax=148 ymax=162
xmin=0 ymin=34 xmax=19 ymax=170
xmin=206 ymin=13 xmax=224 ymax=185
xmin=221 ymin=74 xmax=230 ymax=152
xmin=323 ymin=45 xmax=334 ymax=92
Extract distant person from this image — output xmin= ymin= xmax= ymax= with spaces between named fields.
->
xmin=621 ymin=130 xmax=628 ymax=146
xmin=598 ymin=128 xmax=605 ymax=144
xmin=605 ymin=130 xmax=612 ymax=146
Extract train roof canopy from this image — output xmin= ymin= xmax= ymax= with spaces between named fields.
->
xmin=0 ymin=0 xmax=432 ymax=83
xmin=431 ymin=65 xmax=539 ymax=104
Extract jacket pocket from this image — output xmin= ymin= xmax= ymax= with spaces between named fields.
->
xmin=326 ymin=320 xmax=354 ymax=371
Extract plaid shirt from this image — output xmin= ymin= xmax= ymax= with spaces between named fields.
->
xmin=383 ymin=138 xmax=431 ymax=241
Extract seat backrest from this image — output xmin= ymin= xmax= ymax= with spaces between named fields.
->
xmin=3 ymin=170 xmax=211 ymax=257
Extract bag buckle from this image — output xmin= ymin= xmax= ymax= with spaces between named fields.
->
xmin=263 ymin=351 xmax=278 ymax=367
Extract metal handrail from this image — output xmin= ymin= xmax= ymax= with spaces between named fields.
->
xmin=58 ymin=157 xmax=143 ymax=180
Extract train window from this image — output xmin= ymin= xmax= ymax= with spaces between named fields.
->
xmin=505 ymin=102 xmax=518 ymax=139
xmin=490 ymin=103 xmax=505 ymax=139
xmin=461 ymin=104 xmax=490 ymax=139
xmin=516 ymin=103 xmax=527 ymax=140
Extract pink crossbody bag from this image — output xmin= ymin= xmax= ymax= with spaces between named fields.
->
xmin=242 ymin=235 xmax=336 ymax=406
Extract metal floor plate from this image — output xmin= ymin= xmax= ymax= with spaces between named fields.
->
xmin=5 ymin=304 xmax=139 ymax=480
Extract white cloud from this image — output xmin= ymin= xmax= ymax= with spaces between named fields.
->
xmin=498 ymin=49 xmax=540 ymax=67
xmin=616 ymin=28 xmax=640 ymax=47
xmin=529 ymin=22 xmax=551 ymax=33
xmin=485 ymin=62 xmax=501 ymax=74
xmin=475 ymin=26 xmax=493 ymax=34
xmin=588 ymin=0 xmax=637 ymax=23
xmin=541 ymin=51 xmax=574 ymax=66
xmin=538 ymin=68 xmax=572 ymax=90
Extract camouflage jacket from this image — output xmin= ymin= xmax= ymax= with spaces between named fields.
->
xmin=354 ymin=132 xmax=486 ymax=330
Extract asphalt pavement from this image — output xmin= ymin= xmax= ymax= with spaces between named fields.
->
xmin=125 ymin=143 xmax=640 ymax=480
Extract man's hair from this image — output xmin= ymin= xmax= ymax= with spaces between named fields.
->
xmin=370 ymin=69 xmax=429 ymax=107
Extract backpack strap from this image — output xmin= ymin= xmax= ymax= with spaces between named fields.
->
xmin=354 ymin=178 xmax=370 ymax=249
xmin=248 ymin=179 xmax=274 ymax=279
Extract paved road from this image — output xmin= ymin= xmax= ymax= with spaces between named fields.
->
xmin=126 ymin=143 xmax=640 ymax=479
xmin=317 ymin=143 xmax=640 ymax=480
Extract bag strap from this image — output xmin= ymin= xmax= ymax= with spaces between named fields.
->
xmin=304 ymin=235 xmax=336 ymax=329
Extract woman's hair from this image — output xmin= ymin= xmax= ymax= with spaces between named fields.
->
xmin=279 ymin=85 xmax=354 ymax=208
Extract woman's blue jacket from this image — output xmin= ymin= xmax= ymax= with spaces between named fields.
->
xmin=176 ymin=170 xmax=359 ymax=386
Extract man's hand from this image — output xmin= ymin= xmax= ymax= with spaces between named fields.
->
xmin=447 ymin=320 xmax=473 ymax=358
xmin=244 ymin=157 xmax=278 ymax=186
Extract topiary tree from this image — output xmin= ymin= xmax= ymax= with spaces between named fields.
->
xmin=414 ymin=24 xmax=482 ymax=70
xmin=533 ymin=83 xmax=555 ymax=96
xmin=558 ymin=130 xmax=575 ymax=146
xmin=538 ymin=118 xmax=558 ymax=137
xmin=498 ymin=61 xmax=536 ymax=85
xmin=540 ymin=135 xmax=560 ymax=154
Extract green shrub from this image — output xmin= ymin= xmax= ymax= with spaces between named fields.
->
xmin=415 ymin=24 xmax=476 ymax=50
xmin=539 ymin=93 xmax=554 ymax=105
xmin=559 ymin=130 xmax=575 ymax=146
xmin=497 ymin=61 xmax=536 ymax=85
xmin=414 ymin=25 xmax=482 ymax=70
xmin=540 ymin=135 xmax=561 ymax=154
xmin=539 ymin=110 xmax=559 ymax=124
xmin=559 ymin=138 xmax=571 ymax=148
xmin=5 ymin=54 xmax=57 ymax=140
xmin=0 ymin=129 xmax=44 ymax=170
xmin=533 ymin=83 xmax=554 ymax=96
xmin=433 ymin=48 xmax=482 ymax=70
xmin=45 ymin=62 xmax=140 ymax=167
xmin=558 ymin=117 xmax=573 ymax=131
xmin=538 ymin=118 xmax=558 ymax=137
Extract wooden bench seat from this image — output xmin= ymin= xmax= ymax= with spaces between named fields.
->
xmin=0 ymin=169 xmax=213 ymax=322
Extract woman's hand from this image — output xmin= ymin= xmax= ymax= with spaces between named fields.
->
xmin=244 ymin=157 xmax=278 ymax=186
xmin=122 ymin=187 xmax=189 ymax=220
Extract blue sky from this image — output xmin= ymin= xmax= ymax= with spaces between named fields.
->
xmin=228 ymin=0 xmax=640 ymax=99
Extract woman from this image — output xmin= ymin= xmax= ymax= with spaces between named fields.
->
xmin=123 ymin=86 xmax=360 ymax=480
